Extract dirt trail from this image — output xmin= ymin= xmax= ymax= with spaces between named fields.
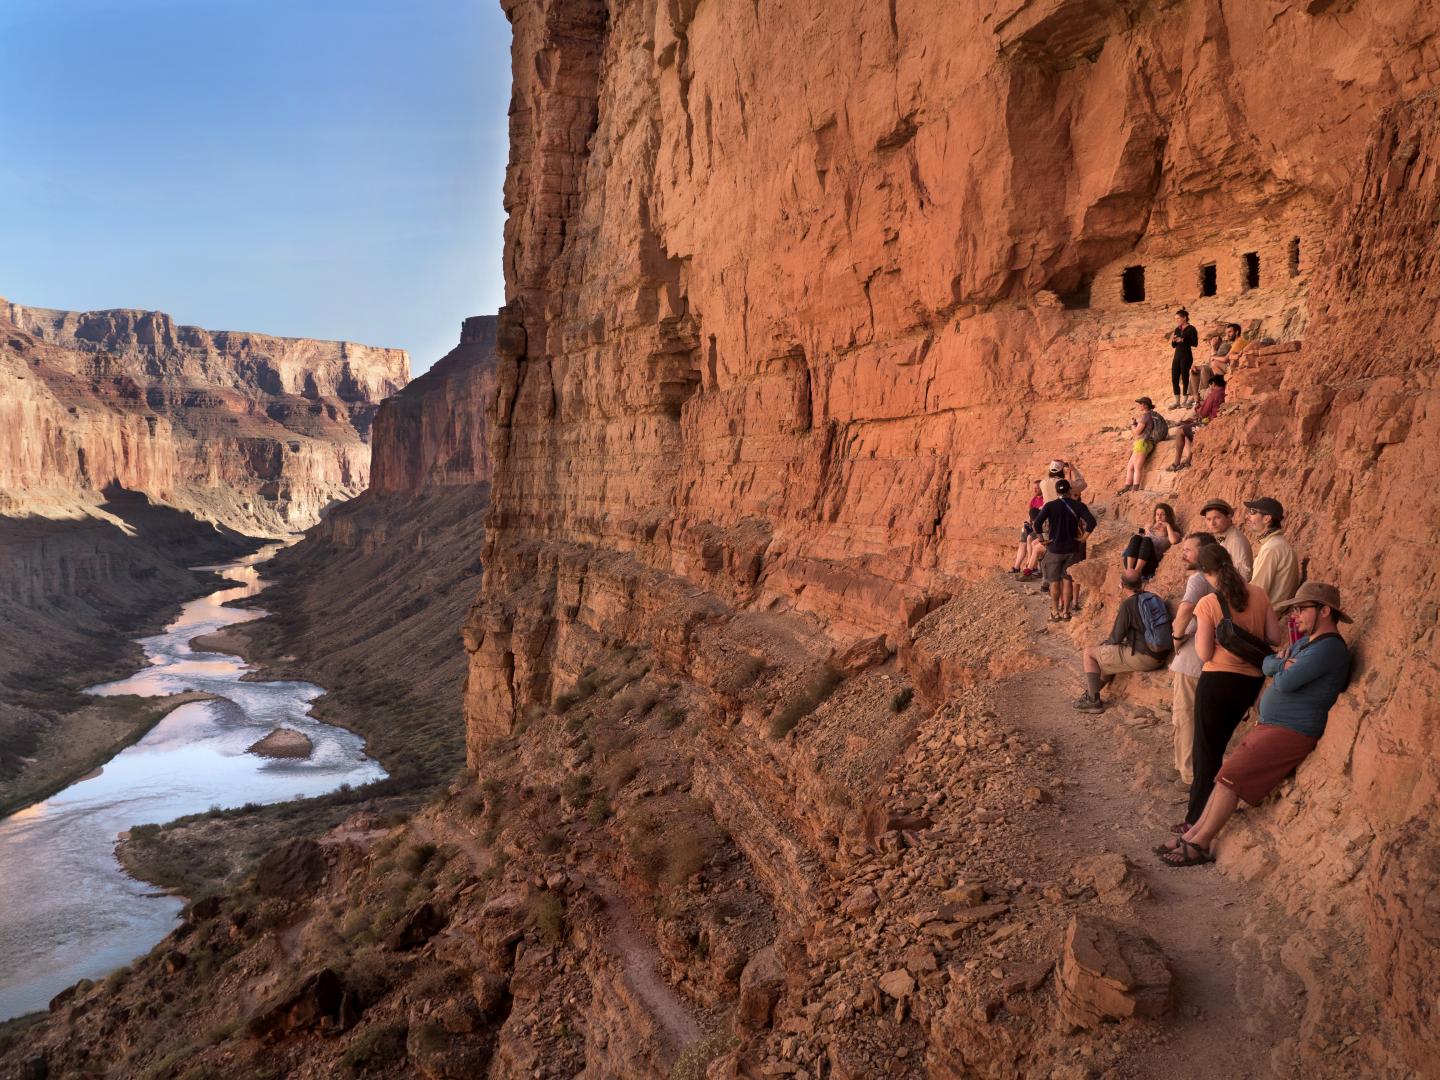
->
xmin=588 ymin=877 xmax=704 ymax=1052
xmin=994 ymin=564 xmax=1294 ymax=1078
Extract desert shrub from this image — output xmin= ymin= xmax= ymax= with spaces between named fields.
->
xmin=413 ymin=1021 xmax=449 ymax=1055
xmin=891 ymin=687 xmax=914 ymax=713
xmin=601 ymin=750 xmax=640 ymax=793
xmin=669 ymin=1024 xmax=739 ymax=1080
xmin=715 ymin=655 xmax=766 ymax=695
xmin=341 ymin=1022 xmax=408 ymax=1074
xmin=103 ymin=966 xmax=131 ymax=993
xmin=537 ymin=830 xmax=566 ymax=855
xmin=561 ymin=773 xmax=593 ymax=809
xmin=659 ymin=706 xmax=687 ymax=730
xmin=554 ymin=692 xmax=579 ymax=714
xmin=586 ymin=791 xmax=613 ymax=825
xmin=769 ymin=664 xmax=844 ymax=739
xmin=626 ymin=807 xmax=723 ymax=887
xmin=399 ymin=842 xmax=438 ymax=877
xmin=525 ymin=891 xmax=565 ymax=943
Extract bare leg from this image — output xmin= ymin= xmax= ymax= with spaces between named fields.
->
xmin=1061 ymin=578 xmax=1075 ymax=616
xmin=1183 ymin=784 xmax=1240 ymax=849
xmin=1012 ymin=539 xmax=1027 ymax=570
xmin=1049 ymin=580 xmax=1062 ymax=617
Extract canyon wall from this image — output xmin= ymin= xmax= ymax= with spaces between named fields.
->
xmin=0 ymin=299 xmax=408 ymax=537
xmin=467 ymin=0 xmax=1440 ymax=1073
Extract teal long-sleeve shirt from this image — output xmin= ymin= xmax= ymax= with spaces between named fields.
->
xmin=1258 ymin=633 xmax=1351 ymax=738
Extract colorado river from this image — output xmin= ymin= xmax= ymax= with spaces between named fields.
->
xmin=0 ymin=549 xmax=384 ymax=1020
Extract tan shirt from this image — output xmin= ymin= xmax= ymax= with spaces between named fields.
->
xmin=1216 ymin=526 xmax=1253 ymax=580
xmin=1040 ymin=464 xmax=1086 ymax=504
xmin=1250 ymin=530 xmax=1301 ymax=606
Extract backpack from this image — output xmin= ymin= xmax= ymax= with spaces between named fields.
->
xmin=1147 ymin=410 xmax=1170 ymax=442
xmin=1136 ymin=591 xmax=1173 ymax=655
xmin=1214 ymin=592 xmax=1274 ymax=668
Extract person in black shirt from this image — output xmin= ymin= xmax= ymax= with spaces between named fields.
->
xmin=1168 ymin=308 xmax=1198 ymax=408
xmin=1031 ymin=478 xmax=1098 ymax=622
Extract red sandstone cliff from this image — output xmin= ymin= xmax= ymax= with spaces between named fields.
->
xmin=0 ymin=299 xmax=408 ymax=537
xmin=462 ymin=1 xmax=1440 ymax=1074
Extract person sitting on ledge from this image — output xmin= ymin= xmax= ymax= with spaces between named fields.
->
xmin=1166 ymin=375 xmax=1226 ymax=472
xmin=1119 ymin=397 xmax=1164 ymax=494
xmin=1121 ymin=502 xmax=1182 ymax=579
xmin=1188 ymin=322 xmax=1239 ymax=405
xmin=1157 ymin=582 xmax=1352 ymax=867
xmin=1010 ymin=480 xmax=1046 ymax=578
xmin=1031 ymin=478 xmax=1097 ymax=622
xmin=1073 ymin=569 xmax=1172 ymax=713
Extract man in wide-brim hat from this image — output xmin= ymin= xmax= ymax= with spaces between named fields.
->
xmin=1157 ymin=581 xmax=1353 ymax=866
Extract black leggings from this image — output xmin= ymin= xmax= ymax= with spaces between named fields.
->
xmin=1187 ymin=670 xmax=1265 ymax=823
xmin=1122 ymin=534 xmax=1159 ymax=577
xmin=1171 ymin=355 xmax=1192 ymax=398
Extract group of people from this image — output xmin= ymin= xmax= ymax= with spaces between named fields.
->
xmin=1119 ymin=310 xmax=1251 ymax=494
xmin=1010 ymin=460 xmax=1096 ymax=621
xmin=1069 ymin=495 xmax=1351 ymax=867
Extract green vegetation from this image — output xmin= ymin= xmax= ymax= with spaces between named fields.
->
xmin=891 ymin=686 xmax=914 ymax=713
xmin=341 ymin=1022 xmax=409 ymax=1075
xmin=525 ymin=891 xmax=566 ymax=943
xmin=670 ymin=1024 xmax=739 ymax=1080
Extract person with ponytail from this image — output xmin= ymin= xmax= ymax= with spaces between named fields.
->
xmin=1173 ymin=543 xmax=1282 ymax=841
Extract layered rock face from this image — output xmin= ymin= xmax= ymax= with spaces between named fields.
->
xmin=0 ymin=299 xmax=408 ymax=537
xmin=467 ymin=0 xmax=1440 ymax=1073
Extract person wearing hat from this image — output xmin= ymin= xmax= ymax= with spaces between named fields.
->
xmin=1158 ymin=582 xmax=1352 ymax=867
xmin=1200 ymin=498 xmax=1252 ymax=579
xmin=1031 ymin=477 xmax=1097 ymax=621
xmin=1168 ymin=308 xmax=1198 ymax=408
xmin=1245 ymin=497 xmax=1300 ymax=606
xmin=1039 ymin=459 xmax=1087 ymax=505
xmin=1119 ymin=397 xmax=1162 ymax=494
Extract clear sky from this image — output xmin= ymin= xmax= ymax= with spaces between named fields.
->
xmin=0 ymin=0 xmax=512 ymax=376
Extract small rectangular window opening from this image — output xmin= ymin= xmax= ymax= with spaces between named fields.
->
xmin=1200 ymin=263 xmax=1217 ymax=297
xmin=1121 ymin=265 xmax=1146 ymax=303
xmin=1243 ymin=252 xmax=1260 ymax=291
xmin=1288 ymin=238 xmax=1300 ymax=278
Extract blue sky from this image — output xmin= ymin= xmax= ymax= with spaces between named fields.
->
xmin=0 ymin=0 xmax=512 ymax=375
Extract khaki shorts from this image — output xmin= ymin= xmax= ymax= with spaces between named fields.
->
xmin=1092 ymin=644 xmax=1163 ymax=676
xmin=1041 ymin=551 xmax=1079 ymax=583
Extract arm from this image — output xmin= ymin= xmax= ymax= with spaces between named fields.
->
xmin=1079 ymin=504 xmax=1097 ymax=532
xmin=1068 ymin=463 xmax=1086 ymax=494
xmin=1032 ymin=506 xmax=1051 ymax=538
xmin=1263 ymin=603 xmax=1284 ymax=646
xmin=1267 ymin=639 xmax=1339 ymax=692
xmin=1173 ymin=600 xmax=1198 ymax=640
xmin=1105 ymin=602 xmax=1130 ymax=647
xmin=1250 ymin=549 xmax=1276 ymax=603
xmin=1194 ymin=599 xmax=1217 ymax=662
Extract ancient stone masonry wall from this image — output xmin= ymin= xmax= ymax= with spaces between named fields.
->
xmin=0 ymin=301 xmax=408 ymax=537
xmin=467 ymin=0 xmax=1440 ymax=1073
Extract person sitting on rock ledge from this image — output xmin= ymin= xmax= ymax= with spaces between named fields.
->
xmin=1165 ymin=376 xmax=1226 ymax=473
xmin=1120 ymin=502 xmax=1182 ymax=580
xmin=1032 ymin=478 xmax=1096 ymax=622
xmin=1187 ymin=322 xmax=1239 ymax=405
xmin=1009 ymin=480 xmax=1046 ymax=578
xmin=1073 ymin=569 xmax=1173 ymax=712
xmin=1118 ymin=397 xmax=1166 ymax=494
xmin=1200 ymin=498 xmax=1253 ymax=579
xmin=1157 ymin=582 xmax=1352 ymax=867
xmin=1039 ymin=459 xmax=1087 ymax=504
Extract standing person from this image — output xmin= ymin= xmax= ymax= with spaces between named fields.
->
xmin=1039 ymin=459 xmax=1087 ymax=504
xmin=1158 ymin=583 xmax=1352 ymax=866
xmin=1167 ymin=533 xmax=1221 ymax=785
xmin=1073 ymin=569 xmax=1171 ymax=712
xmin=1121 ymin=503 xmax=1182 ymax=579
xmin=1168 ymin=308 xmax=1199 ymax=408
xmin=1010 ymin=481 xmax=1046 ymax=577
xmin=1244 ymin=497 xmax=1301 ymax=606
xmin=1119 ymin=397 xmax=1161 ymax=494
xmin=1199 ymin=498 xmax=1253 ymax=579
xmin=1176 ymin=544 xmax=1282 ymax=834
xmin=1032 ymin=478 xmax=1097 ymax=622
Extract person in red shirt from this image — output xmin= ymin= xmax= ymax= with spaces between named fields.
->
xmin=1166 ymin=376 xmax=1227 ymax=472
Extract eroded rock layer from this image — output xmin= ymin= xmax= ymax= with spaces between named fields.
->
xmin=466 ymin=0 xmax=1440 ymax=1074
xmin=0 ymin=299 xmax=409 ymax=537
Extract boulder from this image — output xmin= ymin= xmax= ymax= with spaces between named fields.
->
xmin=255 ymin=838 xmax=328 ymax=899
xmin=386 ymin=902 xmax=448 ymax=951
xmin=246 ymin=726 xmax=314 ymax=759
xmin=738 ymin=945 xmax=786 ymax=1028
xmin=246 ymin=968 xmax=360 ymax=1040
xmin=1057 ymin=916 xmax=1173 ymax=1030
xmin=1071 ymin=852 xmax=1149 ymax=904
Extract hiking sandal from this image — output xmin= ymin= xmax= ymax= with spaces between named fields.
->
xmin=1157 ymin=839 xmax=1214 ymax=867
xmin=1169 ymin=821 xmax=1192 ymax=835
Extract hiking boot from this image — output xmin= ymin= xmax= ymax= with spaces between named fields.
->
xmin=1073 ymin=696 xmax=1105 ymax=713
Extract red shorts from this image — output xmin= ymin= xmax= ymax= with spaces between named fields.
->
xmin=1215 ymin=725 xmax=1318 ymax=806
